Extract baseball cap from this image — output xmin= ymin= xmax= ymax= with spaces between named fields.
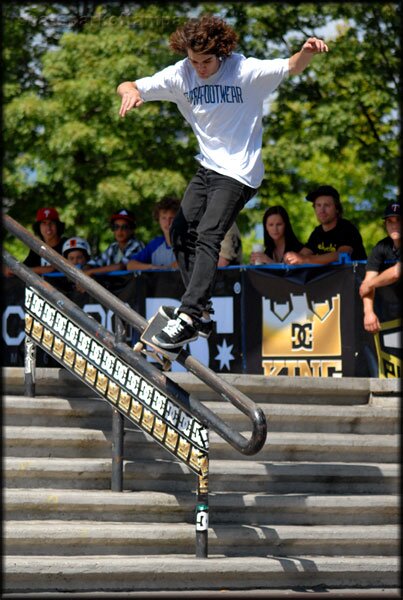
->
xmin=383 ymin=201 xmax=400 ymax=219
xmin=62 ymin=237 xmax=91 ymax=258
xmin=306 ymin=185 xmax=340 ymax=203
xmin=35 ymin=207 xmax=61 ymax=222
xmin=109 ymin=209 xmax=135 ymax=225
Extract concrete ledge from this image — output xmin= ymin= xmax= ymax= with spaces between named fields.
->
xmin=3 ymin=555 xmax=400 ymax=592
xmin=3 ymin=367 xmax=399 ymax=398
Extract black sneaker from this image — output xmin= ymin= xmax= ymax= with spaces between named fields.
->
xmin=159 ymin=306 xmax=213 ymax=339
xmin=198 ymin=318 xmax=214 ymax=339
xmin=159 ymin=305 xmax=179 ymax=320
xmin=152 ymin=315 xmax=199 ymax=349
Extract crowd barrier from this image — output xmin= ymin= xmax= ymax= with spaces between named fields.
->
xmin=2 ymin=262 xmax=400 ymax=378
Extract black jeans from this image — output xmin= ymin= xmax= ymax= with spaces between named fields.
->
xmin=171 ymin=166 xmax=257 ymax=320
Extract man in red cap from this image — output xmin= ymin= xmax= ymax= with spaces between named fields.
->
xmin=22 ymin=207 xmax=67 ymax=275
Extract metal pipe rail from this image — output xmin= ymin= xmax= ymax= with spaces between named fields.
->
xmin=3 ymin=214 xmax=267 ymax=455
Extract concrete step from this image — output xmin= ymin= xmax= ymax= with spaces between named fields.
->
xmin=4 ymin=457 xmax=399 ymax=494
xmin=3 ymin=395 xmax=399 ymax=434
xmin=4 ymin=489 xmax=399 ymax=525
xmin=4 ymin=425 xmax=399 ymax=463
xmin=3 ymin=555 xmax=399 ymax=592
xmin=4 ymin=368 xmax=400 ymax=406
xmin=4 ymin=521 xmax=399 ymax=557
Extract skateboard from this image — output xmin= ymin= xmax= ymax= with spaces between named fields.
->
xmin=133 ymin=311 xmax=184 ymax=370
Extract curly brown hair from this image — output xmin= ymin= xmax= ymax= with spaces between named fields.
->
xmin=169 ymin=15 xmax=238 ymax=57
xmin=153 ymin=196 xmax=181 ymax=221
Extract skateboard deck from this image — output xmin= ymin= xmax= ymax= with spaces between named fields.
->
xmin=134 ymin=311 xmax=184 ymax=370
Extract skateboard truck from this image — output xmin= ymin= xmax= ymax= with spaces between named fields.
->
xmin=133 ymin=311 xmax=184 ymax=371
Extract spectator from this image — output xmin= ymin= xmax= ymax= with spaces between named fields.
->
xmin=62 ymin=236 xmax=94 ymax=293
xmin=250 ymin=205 xmax=303 ymax=264
xmin=117 ymin=14 xmax=328 ymax=348
xmin=127 ymin=197 xmax=180 ymax=271
xmin=85 ymin=209 xmax=144 ymax=276
xmin=284 ymin=185 xmax=367 ymax=266
xmin=218 ymin=222 xmax=243 ymax=266
xmin=62 ymin=237 xmax=93 ymax=269
xmin=23 ymin=207 xmax=67 ymax=275
xmin=359 ymin=201 xmax=401 ymax=334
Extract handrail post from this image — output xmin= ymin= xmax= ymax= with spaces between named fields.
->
xmin=195 ymin=470 xmax=209 ymax=558
xmin=111 ymin=316 xmax=125 ymax=492
xmin=24 ymin=336 xmax=36 ymax=397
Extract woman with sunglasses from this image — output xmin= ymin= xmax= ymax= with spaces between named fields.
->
xmin=85 ymin=208 xmax=144 ymax=276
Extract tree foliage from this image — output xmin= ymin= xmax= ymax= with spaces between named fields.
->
xmin=2 ymin=2 xmax=400 ymax=259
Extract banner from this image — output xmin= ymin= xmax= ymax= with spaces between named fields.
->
xmin=135 ymin=269 xmax=244 ymax=373
xmin=242 ymin=265 xmax=363 ymax=377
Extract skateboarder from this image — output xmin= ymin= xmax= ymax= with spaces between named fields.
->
xmin=117 ymin=14 xmax=328 ymax=349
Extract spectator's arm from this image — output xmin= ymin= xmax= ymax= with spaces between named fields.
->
xmin=360 ymin=271 xmax=381 ymax=333
xmin=359 ymin=263 xmax=400 ymax=297
xmin=84 ymin=263 xmax=126 ymax=276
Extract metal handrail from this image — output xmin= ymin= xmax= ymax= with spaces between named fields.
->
xmin=3 ymin=214 xmax=267 ymax=455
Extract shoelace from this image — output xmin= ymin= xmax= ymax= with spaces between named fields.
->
xmin=163 ymin=318 xmax=186 ymax=336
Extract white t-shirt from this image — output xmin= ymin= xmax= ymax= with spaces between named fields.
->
xmin=135 ymin=53 xmax=289 ymax=188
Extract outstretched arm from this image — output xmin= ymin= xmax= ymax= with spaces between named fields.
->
xmin=117 ymin=81 xmax=144 ymax=117
xmin=289 ymin=37 xmax=328 ymax=76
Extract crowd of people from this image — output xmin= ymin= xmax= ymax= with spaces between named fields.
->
xmin=5 ymin=186 xmax=400 ymax=341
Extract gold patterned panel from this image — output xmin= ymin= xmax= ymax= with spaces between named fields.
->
xmin=129 ymin=399 xmax=142 ymax=422
xmin=74 ymin=355 xmax=86 ymax=376
xmin=153 ymin=418 xmax=166 ymax=441
xmin=42 ymin=328 xmax=54 ymax=350
xmin=199 ymin=455 xmax=209 ymax=478
xmin=64 ymin=346 xmax=75 ymax=368
xmin=31 ymin=321 xmax=43 ymax=342
xmin=118 ymin=391 xmax=131 ymax=412
xmin=189 ymin=448 xmax=209 ymax=477
xmin=96 ymin=372 xmax=108 ymax=394
xmin=198 ymin=473 xmax=209 ymax=494
xmin=25 ymin=315 xmax=33 ymax=335
xmin=177 ymin=437 xmax=190 ymax=461
xmin=107 ymin=381 xmax=120 ymax=404
xmin=141 ymin=409 xmax=154 ymax=432
xmin=85 ymin=363 xmax=97 ymax=385
xmin=165 ymin=427 xmax=178 ymax=451
xmin=53 ymin=337 xmax=64 ymax=359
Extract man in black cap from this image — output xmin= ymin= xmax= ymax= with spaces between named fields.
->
xmin=359 ymin=201 xmax=401 ymax=333
xmin=284 ymin=184 xmax=367 ymax=265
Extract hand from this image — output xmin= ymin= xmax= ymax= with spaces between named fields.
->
xmin=119 ymin=91 xmax=143 ymax=117
xmin=283 ymin=251 xmax=303 ymax=265
xmin=302 ymin=37 xmax=328 ymax=54
xmin=250 ymin=252 xmax=270 ymax=265
xmin=363 ymin=311 xmax=381 ymax=334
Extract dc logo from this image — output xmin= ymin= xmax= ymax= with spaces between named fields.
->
xmin=291 ymin=323 xmax=313 ymax=350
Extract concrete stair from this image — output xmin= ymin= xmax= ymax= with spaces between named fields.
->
xmin=2 ymin=367 xmax=400 ymax=595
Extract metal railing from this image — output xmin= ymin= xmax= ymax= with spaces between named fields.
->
xmin=3 ymin=214 xmax=267 ymax=455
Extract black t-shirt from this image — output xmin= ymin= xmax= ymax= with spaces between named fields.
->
xmin=366 ymin=236 xmax=400 ymax=321
xmin=23 ymin=237 xmax=67 ymax=268
xmin=366 ymin=236 xmax=400 ymax=273
xmin=305 ymin=218 xmax=367 ymax=260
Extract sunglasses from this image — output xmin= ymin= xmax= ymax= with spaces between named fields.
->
xmin=111 ymin=223 xmax=131 ymax=231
